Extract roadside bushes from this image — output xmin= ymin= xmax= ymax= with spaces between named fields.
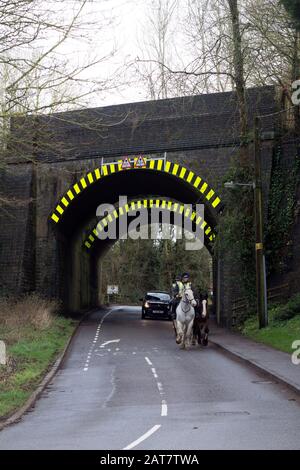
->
xmin=0 ymin=294 xmax=61 ymax=344
xmin=273 ymin=293 xmax=300 ymax=322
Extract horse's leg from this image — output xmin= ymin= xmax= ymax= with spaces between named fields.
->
xmin=192 ymin=319 xmax=197 ymax=345
xmin=198 ymin=322 xmax=203 ymax=345
xmin=185 ymin=319 xmax=194 ymax=350
xmin=179 ymin=323 xmax=186 ymax=349
xmin=176 ymin=320 xmax=184 ymax=345
xmin=203 ymin=321 xmax=209 ymax=346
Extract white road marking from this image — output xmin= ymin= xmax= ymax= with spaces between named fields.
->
xmin=145 ymin=357 xmax=168 ymax=417
xmin=123 ymin=425 xmax=161 ymax=450
xmin=161 ymin=400 xmax=168 ymax=416
xmin=82 ymin=308 xmax=114 ymax=371
xmin=100 ymin=339 xmax=120 ymax=348
xmin=145 ymin=356 xmax=152 ymax=366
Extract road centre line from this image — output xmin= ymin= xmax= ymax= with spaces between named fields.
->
xmin=144 ymin=357 xmax=168 ymax=416
xmin=83 ymin=308 xmax=114 ymax=371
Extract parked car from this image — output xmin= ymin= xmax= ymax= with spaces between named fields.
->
xmin=140 ymin=291 xmax=171 ymax=320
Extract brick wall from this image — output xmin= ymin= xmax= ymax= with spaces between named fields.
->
xmin=0 ymin=85 xmax=283 ymax=317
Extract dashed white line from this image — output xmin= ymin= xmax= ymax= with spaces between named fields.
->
xmin=123 ymin=425 xmax=161 ymax=450
xmin=161 ymin=400 xmax=168 ymax=417
xmin=83 ymin=308 xmax=114 ymax=371
xmin=145 ymin=356 xmax=168 ymax=416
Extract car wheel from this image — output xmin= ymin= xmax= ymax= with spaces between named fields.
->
xmin=141 ymin=309 xmax=146 ymax=319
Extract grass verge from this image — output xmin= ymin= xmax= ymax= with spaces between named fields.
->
xmin=241 ymin=296 xmax=300 ymax=354
xmin=0 ymin=295 xmax=77 ymax=420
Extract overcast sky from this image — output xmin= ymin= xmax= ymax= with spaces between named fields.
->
xmin=73 ymin=0 xmax=153 ymax=106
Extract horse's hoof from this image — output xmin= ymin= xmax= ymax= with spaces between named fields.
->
xmin=176 ymin=337 xmax=181 ymax=344
xmin=179 ymin=343 xmax=185 ymax=349
xmin=192 ymin=340 xmax=196 ymax=346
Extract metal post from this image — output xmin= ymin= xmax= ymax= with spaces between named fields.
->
xmin=163 ymin=151 xmax=167 ymax=170
xmin=217 ymin=256 xmax=221 ymax=325
xmin=254 ymin=116 xmax=268 ymax=328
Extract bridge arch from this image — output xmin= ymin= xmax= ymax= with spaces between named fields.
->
xmin=49 ymin=157 xmax=221 ymax=312
xmin=50 ymin=158 xmax=222 ymax=232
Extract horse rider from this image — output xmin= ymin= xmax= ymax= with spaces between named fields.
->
xmin=171 ymin=275 xmax=184 ymax=334
xmin=181 ymin=272 xmax=193 ymax=291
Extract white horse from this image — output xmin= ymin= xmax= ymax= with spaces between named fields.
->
xmin=176 ymin=287 xmax=197 ymax=349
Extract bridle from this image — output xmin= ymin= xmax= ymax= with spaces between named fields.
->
xmin=181 ymin=288 xmax=195 ymax=313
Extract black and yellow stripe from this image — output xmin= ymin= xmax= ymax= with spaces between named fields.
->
xmin=50 ymin=158 xmax=222 ymax=224
xmin=83 ymin=198 xmax=216 ymax=250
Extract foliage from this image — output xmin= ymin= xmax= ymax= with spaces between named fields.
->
xmin=0 ymin=295 xmax=76 ymax=418
xmin=242 ymin=295 xmax=300 ymax=353
xmin=265 ymin=145 xmax=300 ymax=275
xmin=272 ymin=293 xmax=300 ymax=321
xmin=99 ymin=235 xmax=212 ymax=304
xmin=217 ymin=162 xmax=256 ymax=304
xmin=280 ymin=0 xmax=300 ymax=28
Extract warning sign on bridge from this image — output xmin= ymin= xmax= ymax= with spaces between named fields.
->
xmin=134 ymin=155 xmax=147 ymax=168
xmin=121 ymin=157 xmax=132 ymax=169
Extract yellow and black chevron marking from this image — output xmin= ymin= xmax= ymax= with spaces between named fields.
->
xmin=83 ymin=198 xmax=216 ymax=250
xmin=50 ymin=158 xmax=222 ymax=224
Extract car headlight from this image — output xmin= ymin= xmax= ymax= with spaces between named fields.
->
xmin=144 ymin=301 xmax=150 ymax=308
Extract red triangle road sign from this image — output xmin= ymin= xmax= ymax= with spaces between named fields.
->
xmin=134 ymin=155 xmax=147 ymax=168
xmin=121 ymin=156 xmax=132 ymax=169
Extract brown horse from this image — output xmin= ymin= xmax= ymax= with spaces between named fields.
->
xmin=192 ymin=294 xmax=209 ymax=346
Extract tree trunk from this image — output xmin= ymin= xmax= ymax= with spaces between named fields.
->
xmin=292 ymin=28 xmax=300 ymax=133
xmin=227 ymin=0 xmax=249 ymax=163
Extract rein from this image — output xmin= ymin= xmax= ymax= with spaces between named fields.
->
xmin=181 ymin=289 xmax=195 ymax=313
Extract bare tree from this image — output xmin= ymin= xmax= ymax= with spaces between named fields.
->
xmin=0 ymin=1 xmax=119 ymax=162
xmin=134 ymin=0 xmax=179 ymax=99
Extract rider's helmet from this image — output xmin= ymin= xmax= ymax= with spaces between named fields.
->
xmin=181 ymin=272 xmax=190 ymax=283
xmin=175 ymin=274 xmax=181 ymax=281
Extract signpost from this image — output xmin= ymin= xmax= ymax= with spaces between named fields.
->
xmin=107 ymin=285 xmax=119 ymax=304
xmin=107 ymin=285 xmax=119 ymax=295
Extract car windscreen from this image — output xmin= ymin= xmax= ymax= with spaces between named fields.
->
xmin=145 ymin=293 xmax=170 ymax=301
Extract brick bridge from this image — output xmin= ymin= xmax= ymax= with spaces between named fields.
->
xmin=1 ymin=85 xmax=298 ymax=325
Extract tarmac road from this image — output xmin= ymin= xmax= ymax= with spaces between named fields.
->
xmin=0 ymin=306 xmax=300 ymax=450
